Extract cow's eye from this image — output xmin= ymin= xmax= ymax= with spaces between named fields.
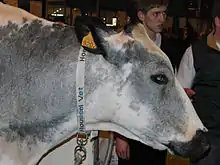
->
xmin=151 ymin=74 xmax=168 ymax=85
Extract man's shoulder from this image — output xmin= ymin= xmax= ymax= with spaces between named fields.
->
xmin=191 ymin=36 xmax=207 ymax=48
xmin=160 ymin=34 xmax=185 ymax=53
xmin=190 ymin=36 xmax=210 ymax=68
xmin=161 ymin=34 xmax=187 ymax=69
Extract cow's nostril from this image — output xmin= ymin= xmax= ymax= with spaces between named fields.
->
xmin=166 ymin=129 xmax=210 ymax=161
xmin=186 ymin=129 xmax=210 ymax=162
xmin=202 ymin=127 xmax=208 ymax=132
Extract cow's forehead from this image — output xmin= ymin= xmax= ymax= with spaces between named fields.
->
xmin=106 ymin=24 xmax=169 ymax=64
xmin=104 ymin=31 xmax=134 ymax=52
xmin=131 ymin=23 xmax=167 ymax=58
xmin=0 ymin=2 xmax=52 ymax=26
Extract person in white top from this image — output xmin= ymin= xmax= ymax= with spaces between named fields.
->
xmin=176 ymin=46 xmax=196 ymax=89
xmin=115 ymin=1 xmax=168 ymax=165
xmin=177 ymin=0 xmax=220 ymax=164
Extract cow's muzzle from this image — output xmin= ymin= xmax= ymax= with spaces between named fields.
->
xmin=167 ymin=129 xmax=210 ymax=162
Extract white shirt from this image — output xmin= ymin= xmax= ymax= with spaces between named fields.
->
xmin=176 ymin=46 xmax=196 ymax=88
xmin=177 ymin=42 xmax=220 ymax=89
xmin=155 ymin=33 xmax=162 ymax=47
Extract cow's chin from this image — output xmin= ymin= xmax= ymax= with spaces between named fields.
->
xmin=86 ymin=122 xmax=168 ymax=151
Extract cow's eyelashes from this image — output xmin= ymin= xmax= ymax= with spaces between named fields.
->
xmin=151 ymin=74 xmax=168 ymax=85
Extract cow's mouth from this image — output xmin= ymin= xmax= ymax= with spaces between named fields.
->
xmin=165 ymin=130 xmax=210 ymax=162
xmin=86 ymin=122 xmax=168 ymax=151
xmin=87 ymin=122 xmax=141 ymax=141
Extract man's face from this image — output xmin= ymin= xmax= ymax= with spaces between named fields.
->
xmin=214 ymin=16 xmax=220 ymax=29
xmin=139 ymin=6 xmax=167 ymax=33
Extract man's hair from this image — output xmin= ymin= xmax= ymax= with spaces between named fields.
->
xmin=125 ymin=0 xmax=165 ymax=24
xmin=135 ymin=0 xmax=165 ymax=13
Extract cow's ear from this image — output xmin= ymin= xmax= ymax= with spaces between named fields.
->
xmin=74 ymin=16 xmax=115 ymax=55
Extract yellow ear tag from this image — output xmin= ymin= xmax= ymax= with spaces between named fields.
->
xmin=81 ymin=32 xmax=97 ymax=49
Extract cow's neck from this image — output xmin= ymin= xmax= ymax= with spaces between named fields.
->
xmin=0 ymin=19 xmax=130 ymax=164
xmin=0 ymin=21 xmax=79 ymax=164
xmin=0 ymin=50 xmax=118 ymax=165
xmin=0 ymin=113 xmax=79 ymax=165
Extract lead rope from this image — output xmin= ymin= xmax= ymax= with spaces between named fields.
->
xmin=74 ymin=47 xmax=90 ymax=165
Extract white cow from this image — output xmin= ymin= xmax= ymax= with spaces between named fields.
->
xmin=0 ymin=3 xmax=209 ymax=165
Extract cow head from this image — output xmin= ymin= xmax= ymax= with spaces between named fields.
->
xmin=75 ymin=16 xmax=210 ymax=161
xmin=0 ymin=2 xmax=209 ymax=162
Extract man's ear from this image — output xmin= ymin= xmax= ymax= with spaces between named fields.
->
xmin=74 ymin=16 xmax=116 ymax=55
xmin=137 ymin=11 xmax=145 ymax=22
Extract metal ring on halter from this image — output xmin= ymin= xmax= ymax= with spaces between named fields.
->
xmin=77 ymin=138 xmax=88 ymax=146
xmin=74 ymin=145 xmax=87 ymax=161
xmin=76 ymin=132 xmax=89 ymax=145
xmin=76 ymin=133 xmax=89 ymax=144
xmin=77 ymin=131 xmax=90 ymax=139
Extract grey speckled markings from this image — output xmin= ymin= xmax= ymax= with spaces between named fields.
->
xmin=0 ymin=2 xmax=209 ymax=165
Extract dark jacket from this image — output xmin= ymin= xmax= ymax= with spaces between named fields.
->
xmin=192 ymin=33 xmax=220 ymax=137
